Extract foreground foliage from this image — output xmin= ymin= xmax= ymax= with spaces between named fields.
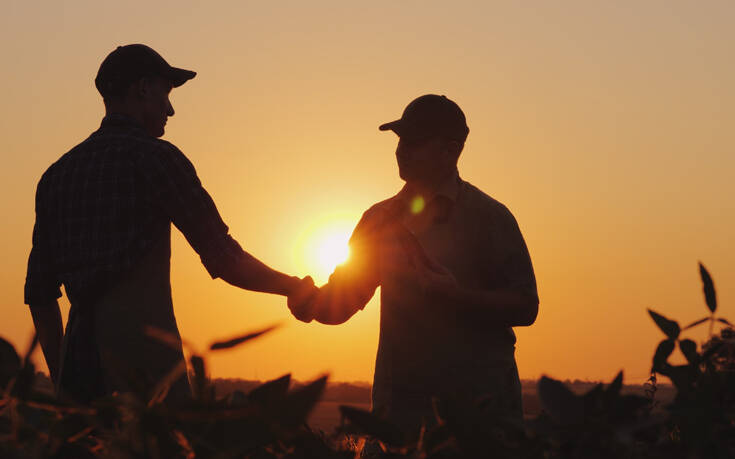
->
xmin=1 ymin=263 xmax=733 ymax=458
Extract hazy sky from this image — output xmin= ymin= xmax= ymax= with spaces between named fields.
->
xmin=1 ymin=1 xmax=733 ymax=384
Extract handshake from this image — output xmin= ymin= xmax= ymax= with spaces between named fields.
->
xmin=287 ymin=276 xmax=321 ymax=323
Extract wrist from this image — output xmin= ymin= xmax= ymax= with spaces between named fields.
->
xmin=285 ymin=276 xmax=302 ymax=295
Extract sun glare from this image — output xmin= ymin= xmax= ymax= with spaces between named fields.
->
xmin=293 ymin=216 xmax=356 ymax=285
xmin=314 ymin=230 xmax=351 ymax=274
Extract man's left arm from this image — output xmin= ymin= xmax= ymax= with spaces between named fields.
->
xmin=25 ymin=181 xmax=64 ymax=385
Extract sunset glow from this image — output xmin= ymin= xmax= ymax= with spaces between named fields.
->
xmin=294 ymin=218 xmax=354 ymax=285
xmin=2 ymin=1 xmax=734 ymax=386
xmin=311 ymin=229 xmax=351 ymax=280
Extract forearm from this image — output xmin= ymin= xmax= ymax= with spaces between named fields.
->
xmin=219 ymin=251 xmax=300 ymax=296
xmin=439 ymin=286 xmax=538 ymax=327
xmin=310 ymin=282 xmax=371 ymax=325
xmin=29 ymin=300 xmax=63 ymax=384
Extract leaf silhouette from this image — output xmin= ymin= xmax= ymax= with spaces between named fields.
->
xmin=682 ymin=317 xmax=709 ymax=331
xmin=209 ymin=324 xmax=280 ymax=351
xmin=538 ymin=376 xmax=583 ymax=425
xmin=9 ymin=333 xmax=39 ymax=400
xmin=716 ymin=318 xmax=733 ymax=327
xmin=248 ymin=374 xmax=291 ymax=405
xmin=339 ymin=405 xmax=405 ymax=446
xmin=145 ymin=325 xmax=193 ymax=353
xmin=648 ymin=310 xmax=680 ymax=340
xmin=652 ymin=339 xmax=675 ymax=371
xmin=0 ymin=336 xmax=21 ymax=389
xmin=190 ymin=355 xmax=209 ymax=402
xmin=679 ymin=339 xmax=698 ymax=365
xmin=148 ymin=360 xmax=188 ymax=406
xmin=273 ymin=375 xmax=328 ymax=429
xmin=607 ymin=370 xmax=623 ymax=395
xmin=699 ymin=262 xmax=717 ymax=313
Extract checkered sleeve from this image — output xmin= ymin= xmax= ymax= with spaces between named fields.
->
xmin=141 ymin=142 xmax=245 ymax=279
xmin=24 ymin=178 xmax=62 ymax=305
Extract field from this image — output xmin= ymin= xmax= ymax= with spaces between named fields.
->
xmin=1 ymin=264 xmax=732 ymax=458
xmin=214 ymin=379 xmax=678 ymax=433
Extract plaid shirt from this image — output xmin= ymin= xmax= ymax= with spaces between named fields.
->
xmin=24 ymin=114 xmax=245 ymax=306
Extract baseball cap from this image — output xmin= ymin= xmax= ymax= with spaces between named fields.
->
xmin=379 ymin=94 xmax=469 ymax=142
xmin=95 ymin=44 xmax=196 ymax=98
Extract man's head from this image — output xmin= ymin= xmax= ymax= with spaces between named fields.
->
xmin=95 ymin=44 xmax=196 ymax=137
xmin=379 ymin=94 xmax=469 ymax=184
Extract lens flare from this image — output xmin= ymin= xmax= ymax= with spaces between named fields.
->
xmin=410 ymin=195 xmax=425 ymax=214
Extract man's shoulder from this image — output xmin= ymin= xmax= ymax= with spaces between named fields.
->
xmin=366 ymin=195 xmax=400 ymax=213
xmin=38 ymin=131 xmax=186 ymax=191
xmin=361 ymin=195 xmax=402 ymax=222
xmin=461 ymin=180 xmax=513 ymax=218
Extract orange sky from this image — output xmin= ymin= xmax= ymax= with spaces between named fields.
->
xmin=1 ymin=1 xmax=733 ymax=385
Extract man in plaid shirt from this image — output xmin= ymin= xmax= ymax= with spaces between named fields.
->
xmin=24 ymin=44 xmax=316 ymax=402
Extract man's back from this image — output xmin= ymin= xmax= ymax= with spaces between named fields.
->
xmin=26 ymin=114 xmax=241 ymax=307
xmin=26 ymin=113 xmax=243 ymax=401
xmin=25 ymin=43 xmax=316 ymax=403
xmin=26 ymin=114 xmax=203 ymax=400
xmin=28 ymin=115 xmax=172 ymax=306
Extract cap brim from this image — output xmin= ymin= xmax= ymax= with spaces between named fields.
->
xmin=168 ymin=67 xmax=196 ymax=87
xmin=379 ymin=119 xmax=428 ymax=140
xmin=379 ymin=120 xmax=401 ymax=132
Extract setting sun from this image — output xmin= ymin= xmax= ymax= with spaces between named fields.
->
xmin=293 ymin=215 xmax=357 ymax=285
xmin=313 ymin=231 xmax=350 ymax=274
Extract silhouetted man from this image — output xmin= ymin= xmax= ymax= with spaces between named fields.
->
xmin=289 ymin=95 xmax=538 ymax=434
xmin=24 ymin=44 xmax=315 ymax=402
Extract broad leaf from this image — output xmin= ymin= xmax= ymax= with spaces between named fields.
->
xmin=274 ymin=375 xmax=328 ymax=429
xmin=683 ymin=317 xmax=709 ymax=330
xmin=538 ymin=376 xmax=583 ymax=425
xmin=679 ymin=339 xmax=698 ymax=365
xmin=0 ymin=336 xmax=21 ymax=390
xmin=145 ymin=325 xmax=191 ymax=352
xmin=149 ymin=360 xmax=188 ymax=406
xmin=22 ymin=333 xmax=38 ymax=366
xmin=248 ymin=374 xmax=291 ymax=405
xmin=209 ymin=324 xmax=280 ymax=351
xmin=648 ymin=309 xmax=680 ymax=340
xmin=652 ymin=339 xmax=675 ymax=371
xmin=607 ymin=370 xmax=623 ymax=395
xmin=699 ymin=262 xmax=717 ymax=313
xmin=339 ymin=405 xmax=405 ymax=446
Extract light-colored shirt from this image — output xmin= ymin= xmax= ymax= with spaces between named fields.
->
xmin=324 ymin=172 xmax=537 ymax=429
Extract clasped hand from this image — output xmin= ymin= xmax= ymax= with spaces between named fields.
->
xmin=287 ymin=276 xmax=320 ymax=323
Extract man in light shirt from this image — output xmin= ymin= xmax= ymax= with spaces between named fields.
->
xmin=289 ymin=94 xmax=539 ymax=434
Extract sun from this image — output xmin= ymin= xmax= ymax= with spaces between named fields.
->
xmin=313 ymin=229 xmax=351 ymax=275
xmin=293 ymin=216 xmax=356 ymax=285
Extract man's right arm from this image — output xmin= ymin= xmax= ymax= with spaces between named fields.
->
xmin=289 ymin=208 xmax=383 ymax=324
xmin=141 ymin=143 xmax=307 ymax=298
xmin=216 ymin=247 xmax=305 ymax=296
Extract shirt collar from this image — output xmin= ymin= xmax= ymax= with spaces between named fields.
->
xmin=397 ymin=170 xmax=462 ymax=205
xmin=100 ymin=113 xmax=147 ymax=133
